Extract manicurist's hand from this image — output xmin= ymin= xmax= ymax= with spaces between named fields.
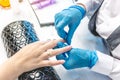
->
xmin=54 ymin=5 xmax=86 ymax=44
xmin=56 ymin=42 xmax=98 ymax=70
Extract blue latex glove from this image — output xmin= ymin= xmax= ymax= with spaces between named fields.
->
xmin=54 ymin=5 xmax=86 ymax=44
xmin=56 ymin=42 xmax=98 ymax=69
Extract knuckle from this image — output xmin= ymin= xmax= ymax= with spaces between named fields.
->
xmin=51 ymin=40 xmax=57 ymax=45
xmin=48 ymin=61 xmax=53 ymax=66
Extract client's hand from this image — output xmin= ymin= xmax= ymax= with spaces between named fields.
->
xmin=5 ymin=39 xmax=72 ymax=76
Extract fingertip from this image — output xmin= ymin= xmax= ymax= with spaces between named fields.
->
xmin=67 ymin=45 xmax=72 ymax=49
xmin=57 ymin=38 xmax=65 ymax=42
xmin=51 ymin=60 xmax=65 ymax=66
xmin=58 ymin=60 xmax=65 ymax=64
xmin=66 ymin=37 xmax=71 ymax=45
xmin=60 ymin=60 xmax=65 ymax=63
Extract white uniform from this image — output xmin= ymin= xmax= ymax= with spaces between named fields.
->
xmin=76 ymin=0 xmax=120 ymax=80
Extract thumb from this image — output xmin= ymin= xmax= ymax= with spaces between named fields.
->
xmin=55 ymin=20 xmax=68 ymax=40
xmin=66 ymin=24 xmax=78 ymax=45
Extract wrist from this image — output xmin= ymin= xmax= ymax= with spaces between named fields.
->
xmin=0 ymin=58 xmax=21 ymax=80
xmin=76 ymin=3 xmax=86 ymax=11
xmin=89 ymin=51 xmax=98 ymax=68
xmin=69 ymin=5 xmax=86 ymax=18
xmin=8 ymin=57 xmax=23 ymax=77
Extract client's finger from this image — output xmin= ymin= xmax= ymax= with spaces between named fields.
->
xmin=40 ymin=45 xmax=72 ymax=59
xmin=39 ymin=60 xmax=65 ymax=67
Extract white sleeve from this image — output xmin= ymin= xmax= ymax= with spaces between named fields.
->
xmin=75 ymin=0 xmax=103 ymax=18
xmin=91 ymin=51 xmax=120 ymax=80
xmin=91 ymin=51 xmax=113 ymax=75
xmin=109 ymin=58 xmax=120 ymax=80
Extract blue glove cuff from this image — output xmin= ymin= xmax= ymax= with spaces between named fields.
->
xmin=69 ymin=5 xmax=86 ymax=18
xmin=89 ymin=51 xmax=98 ymax=68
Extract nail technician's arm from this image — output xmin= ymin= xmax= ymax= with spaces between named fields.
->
xmin=0 ymin=39 xmax=72 ymax=80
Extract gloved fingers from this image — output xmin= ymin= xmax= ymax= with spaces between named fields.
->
xmin=57 ymin=29 xmax=67 ymax=40
xmin=55 ymin=16 xmax=67 ymax=39
xmin=55 ymin=14 xmax=71 ymax=40
xmin=55 ymin=20 xmax=69 ymax=39
xmin=57 ymin=41 xmax=68 ymax=48
xmin=54 ymin=12 xmax=67 ymax=26
xmin=66 ymin=24 xmax=78 ymax=44
xmin=54 ymin=13 xmax=62 ymax=26
xmin=56 ymin=53 xmax=67 ymax=60
xmin=54 ymin=12 xmax=69 ymax=29
xmin=54 ymin=42 xmax=70 ymax=60
xmin=53 ymin=41 xmax=66 ymax=49
xmin=53 ymin=41 xmax=69 ymax=50
xmin=54 ymin=9 xmax=70 ymax=26
xmin=56 ymin=42 xmax=70 ymax=58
